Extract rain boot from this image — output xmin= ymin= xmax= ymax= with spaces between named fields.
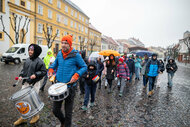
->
xmin=30 ymin=114 xmax=40 ymax=124
xmin=14 ymin=117 xmax=27 ymax=126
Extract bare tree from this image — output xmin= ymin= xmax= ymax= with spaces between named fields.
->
xmin=89 ymin=36 xmax=97 ymax=53
xmin=172 ymin=44 xmax=181 ymax=60
xmin=43 ymin=23 xmax=58 ymax=48
xmin=79 ymin=36 xmax=87 ymax=51
xmin=183 ymin=37 xmax=190 ymax=63
xmin=0 ymin=13 xmax=30 ymax=44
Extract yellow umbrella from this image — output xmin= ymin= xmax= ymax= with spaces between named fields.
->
xmin=99 ymin=50 xmax=120 ymax=56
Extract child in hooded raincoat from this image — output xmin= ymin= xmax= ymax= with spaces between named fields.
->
xmin=81 ymin=61 xmax=98 ymax=111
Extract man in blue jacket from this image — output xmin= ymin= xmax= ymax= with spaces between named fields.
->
xmin=146 ymin=53 xmax=160 ymax=97
xmin=48 ymin=35 xmax=87 ymax=127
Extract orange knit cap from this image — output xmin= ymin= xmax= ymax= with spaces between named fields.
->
xmin=61 ymin=35 xmax=73 ymax=47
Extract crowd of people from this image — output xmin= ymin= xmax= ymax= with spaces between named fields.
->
xmin=13 ymin=35 xmax=178 ymax=127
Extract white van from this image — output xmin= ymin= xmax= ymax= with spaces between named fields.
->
xmin=1 ymin=44 xmax=48 ymax=64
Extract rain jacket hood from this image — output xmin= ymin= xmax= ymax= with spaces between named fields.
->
xmin=168 ymin=58 xmax=175 ymax=64
xmin=28 ymin=44 xmax=42 ymax=60
xmin=44 ymin=49 xmax=55 ymax=69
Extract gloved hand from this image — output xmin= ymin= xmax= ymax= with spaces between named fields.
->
xmin=127 ymin=77 xmax=130 ymax=80
xmin=117 ymin=74 xmax=119 ymax=77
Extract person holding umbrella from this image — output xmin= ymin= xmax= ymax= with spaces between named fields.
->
xmin=106 ymin=54 xmax=116 ymax=93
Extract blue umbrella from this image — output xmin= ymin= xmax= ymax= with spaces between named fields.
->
xmin=136 ymin=51 xmax=154 ymax=57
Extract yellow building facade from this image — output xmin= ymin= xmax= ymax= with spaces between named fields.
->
xmin=35 ymin=0 xmax=89 ymax=54
xmin=1 ymin=0 xmax=102 ymax=55
xmin=87 ymin=23 xmax=101 ymax=55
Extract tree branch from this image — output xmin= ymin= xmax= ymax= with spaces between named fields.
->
xmin=0 ymin=15 xmax=15 ymax=44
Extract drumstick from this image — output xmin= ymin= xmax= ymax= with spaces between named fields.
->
xmin=55 ymin=82 xmax=71 ymax=90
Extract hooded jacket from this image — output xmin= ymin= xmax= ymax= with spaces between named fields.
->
xmin=84 ymin=61 xmax=98 ymax=85
xmin=146 ymin=54 xmax=160 ymax=77
xmin=19 ymin=44 xmax=46 ymax=85
xmin=127 ymin=58 xmax=135 ymax=73
xmin=166 ymin=58 xmax=178 ymax=73
xmin=44 ymin=49 xmax=55 ymax=69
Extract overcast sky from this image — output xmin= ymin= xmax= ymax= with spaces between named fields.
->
xmin=71 ymin=0 xmax=190 ymax=48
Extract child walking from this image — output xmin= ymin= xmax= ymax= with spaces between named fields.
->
xmin=82 ymin=61 xmax=98 ymax=111
xmin=117 ymin=58 xmax=130 ymax=97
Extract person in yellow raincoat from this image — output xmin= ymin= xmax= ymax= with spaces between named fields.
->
xmin=40 ymin=49 xmax=55 ymax=91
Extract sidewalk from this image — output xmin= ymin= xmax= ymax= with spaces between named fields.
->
xmin=176 ymin=61 xmax=190 ymax=69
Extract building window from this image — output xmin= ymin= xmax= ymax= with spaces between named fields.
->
xmin=82 ymin=17 xmax=84 ymax=22
xmin=78 ymin=24 xmax=81 ymax=31
xmin=64 ymin=31 xmax=68 ymax=36
xmin=79 ymin=14 xmax=81 ymax=20
xmin=64 ymin=18 xmax=68 ymax=25
xmin=86 ymin=19 xmax=88 ymax=24
xmin=71 ymin=9 xmax=74 ymax=16
xmin=56 ymin=14 xmax=61 ymax=22
xmin=85 ymin=27 xmax=88 ymax=34
xmin=65 ymin=6 xmax=68 ymax=13
xmin=75 ymin=12 xmax=77 ymax=18
xmin=38 ymin=4 xmax=43 ymax=15
xmin=27 ymin=1 xmax=31 ymax=10
xmin=70 ymin=20 xmax=73 ymax=28
xmin=37 ymin=23 xmax=43 ymax=33
xmin=37 ymin=40 xmax=42 ymax=45
xmin=20 ymin=0 xmax=26 ymax=7
xmin=81 ymin=26 xmax=84 ymax=32
xmin=0 ymin=32 xmax=4 ymax=40
xmin=56 ymin=29 xmax=60 ymax=37
xmin=74 ymin=22 xmax=77 ymax=29
xmin=48 ymin=0 xmax=52 ymax=4
xmin=48 ymin=9 xmax=52 ymax=19
xmin=57 ymin=0 xmax=61 ymax=9
xmin=0 ymin=0 xmax=3 ymax=12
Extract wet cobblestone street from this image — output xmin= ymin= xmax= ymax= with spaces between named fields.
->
xmin=0 ymin=62 xmax=190 ymax=127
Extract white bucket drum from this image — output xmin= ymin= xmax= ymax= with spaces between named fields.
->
xmin=10 ymin=86 xmax=44 ymax=119
xmin=48 ymin=83 xmax=69 ymax=101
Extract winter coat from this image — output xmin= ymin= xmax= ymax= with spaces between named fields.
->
xmin=146 ymin=58 xmax=160 ymax=77
xmin=141 ymin=58 xmax=149 ymax=75
xmin=166 ymin=59 xmax=178 ymax=73
xmin=97 ymin=61 xmax=104 ymax=75
xmin=106 ymin=60 xmax=116 ymax=80
xmin=127 ymin=59 xmax=135 ymax=73
xmin=134 ymin=58 xmax=142 ymax=68
xmin=49 ymin=49 xmax=87 ymax=85
xmin=84 ymin=61 xmax=98 ymax=85
xmin=44 ymin=49 xmax=55 ymax=69
xmin=117 ymin=63 xmax=130 ymax=79
xmin=19 ymin=44 xmax=46 ymax=85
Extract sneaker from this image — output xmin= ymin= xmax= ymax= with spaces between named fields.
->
xmin=117 ymin=86 xmax=120 ymax=90
xmin=14 ymin=117 xmax=27 ymax=126
xmin=81 ymin=105 xmax=87 ymax=111
xmin=148 ymin=90 xmax=154 ymax=97
xmin=30 ymin=114 xmax=40 ymax=124
xmin=90 ymin=102 xmax=94 ymax=107
xmin=119 ymin=93 xmax=123 ymax=97
xmin=105 ymin=86 xmax=107 ymax=89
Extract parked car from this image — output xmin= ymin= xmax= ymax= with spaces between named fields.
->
xmin=1 ymin=44 xmax=48 ymax=64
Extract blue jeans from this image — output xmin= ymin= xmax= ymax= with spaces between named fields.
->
xmin=143 ymin=75 xmax=148 ymax=86
xmin=135 ymin=67 xmax=140 ymax=79
xmin=148 ymin=76 xmax=156 ymax=91
xmin=168 ymin=73 xmax=174 ymax=87
xmin=84 ymin=82 xmax=97 ymax=106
